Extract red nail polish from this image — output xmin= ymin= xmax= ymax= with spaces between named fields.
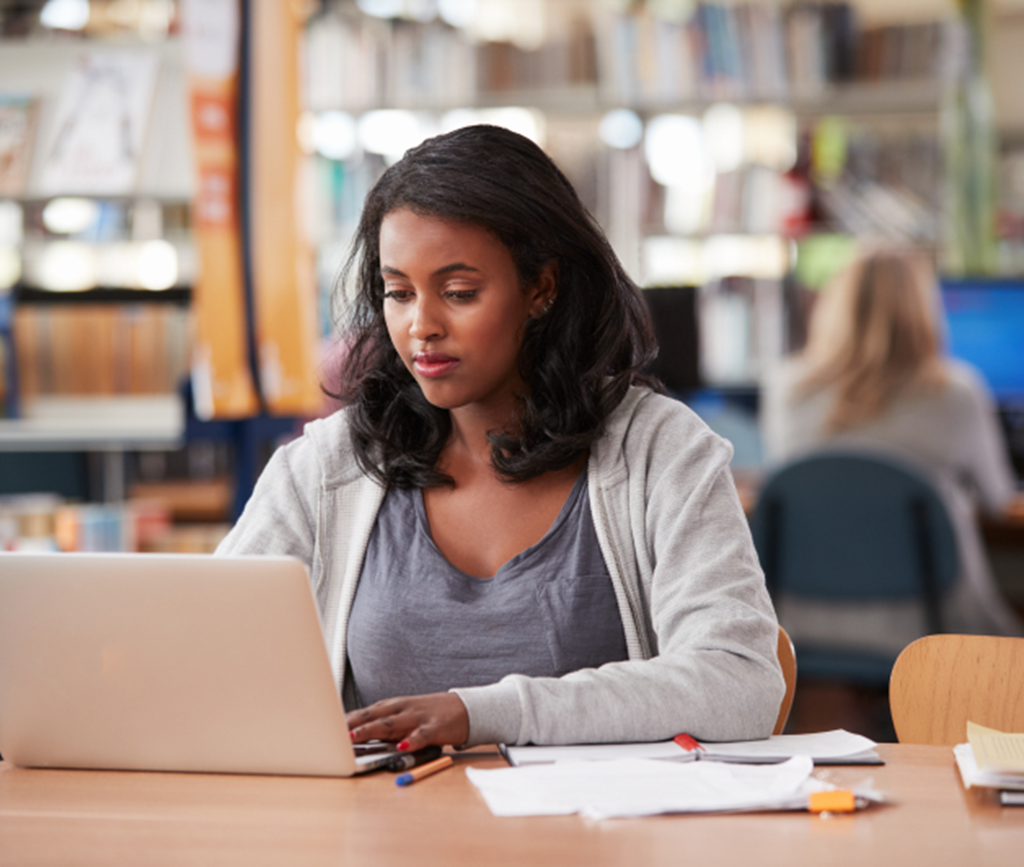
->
xmin=397 ymin=740 xmax=411 ymax=752
xmin=350 ymin=731 xmax=357 ymax=740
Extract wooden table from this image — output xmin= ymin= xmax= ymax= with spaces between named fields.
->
xmin=1 ymin=745 xmax=1021 ymax=866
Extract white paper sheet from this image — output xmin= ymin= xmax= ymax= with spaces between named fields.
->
xmin=467 ymin=756 xmax=830 ymax=819
xmin=698 ymin=730 xmax=878 ymax=762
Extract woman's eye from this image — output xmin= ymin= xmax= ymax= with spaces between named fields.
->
xmin=383 ymin=289 xmax=413 ymax=302
xmin=445 ymin=289 xmax=478 ymax=302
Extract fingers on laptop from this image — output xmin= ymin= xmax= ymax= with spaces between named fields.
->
xmin=346 ymin=693 xmax=470 ymax=751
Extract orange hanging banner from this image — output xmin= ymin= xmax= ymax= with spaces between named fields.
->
xmin=181 ymin=0 xmax=258 ymax=420
xmin=248 ymin=0 xmax=323 ymax=417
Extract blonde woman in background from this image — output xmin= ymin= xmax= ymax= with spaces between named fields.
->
xmin=762 ymin=248 xmax=1024 ymax=656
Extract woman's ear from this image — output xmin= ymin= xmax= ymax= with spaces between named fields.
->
xmin=528 ymin=262 xmax=559 ymax=319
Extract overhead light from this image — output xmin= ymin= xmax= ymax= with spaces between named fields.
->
xmin=137 ymin=240 xmax=178 ymax=290
xmin=36 ymin=242 xmax=98 ymax=292
xmin=664 ymin=184 xmax=708 ymax=236
xmin=42 ymin=198 xmax=99 ymax=235
xmin=444 ymin=107 xmax=543 ymax=145
xmin=0 ymin=246 xmax=21 ymax=291
xmin=644 ymin=114 xmax=712 ymax=191
xmin=358 ymin=111 xmax=431 ymax=161
xmin=470 ymin=0 xmax=546 ymax=50
xmin=439 ymin=108 xmax=479 ymax=134
xmin=643 ymin=236 xmax=704 ymax=286
xmin=40 ymin=0 xmax=90 ymax=30
xmin=599 ymin=109 xmax=643 ymax=150
xmin=703 ymin=103 xmax=745 ymax=174
xmin=704 ymin=234 xmax=790 ymax=280
xmin=744 ymin=106 xmax=797 ymax=171
xmin=356 ymin=0 xmax=404 ymax=18
xmin=439 ymin=0 xmax=476 ymax=27
xmin=313 ymin=111 xmax=357 ymax=161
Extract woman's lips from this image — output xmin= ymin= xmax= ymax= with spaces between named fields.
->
xmin=413 ymin=352 xmax=460 ymax=378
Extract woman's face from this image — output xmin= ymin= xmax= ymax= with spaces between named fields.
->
xmin=379 ymin=207 xmax=553 ymax=416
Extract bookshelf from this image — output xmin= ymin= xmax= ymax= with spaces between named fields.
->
xmin=0 ymin=3 xmax=319 ymax=546
xmin=0 ymin=394 xmax=183 ymax=451
xmin=0 ymin=0 xmax=1010 ymax=538
xmin=297 ymin=0 xmax=971 ymax=392
xmin=0 ymin=33 xmax=195 ymax=425
xmin=0 ymin=12 xmax=213 ymax=547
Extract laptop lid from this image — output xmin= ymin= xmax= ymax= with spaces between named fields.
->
xmin=0 ymin=552 xmax=395 ymax=777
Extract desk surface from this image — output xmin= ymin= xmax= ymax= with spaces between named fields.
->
xmin=1 ymin=744 xmax=1021 ymax=867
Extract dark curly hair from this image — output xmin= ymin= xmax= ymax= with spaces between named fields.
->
xmin=335 ymin=124 xmax=657 ymax=488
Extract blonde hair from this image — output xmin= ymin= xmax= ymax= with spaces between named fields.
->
xmin=796 ymin=248 xmax=949 ymax=433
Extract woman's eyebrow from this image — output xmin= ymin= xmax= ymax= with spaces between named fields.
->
xmin=380 ymin=263 xmax=481 ymax=277
xmin=433 ymin=262 xmax=480 ymax=276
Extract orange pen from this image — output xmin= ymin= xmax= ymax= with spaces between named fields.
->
xmin=395 ymin=754 xmax=454 ymax=787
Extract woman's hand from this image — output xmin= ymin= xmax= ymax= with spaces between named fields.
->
xmin=346 ymin=692 xmax=470 ymax=752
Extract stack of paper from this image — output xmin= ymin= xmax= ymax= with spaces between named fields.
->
xmin=466 ymin=756 xmax=884 ymax=819
xmin=954 ymin=722 xmax=1024 ymax=806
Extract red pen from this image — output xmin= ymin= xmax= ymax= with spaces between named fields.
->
xmin=673 ymin=733 xmax=706 ymax=753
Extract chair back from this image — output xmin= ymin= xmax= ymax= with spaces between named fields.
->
xmin=750 ymin=452 xmax=958 ymax=626
xmin=774 ymin=625 xmax=797 ymax=735
xmin=890 ymin=634 xmax=1024 ymax=744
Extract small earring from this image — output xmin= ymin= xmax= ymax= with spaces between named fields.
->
xmin=540 ymin=299 xmax=554 ymax=316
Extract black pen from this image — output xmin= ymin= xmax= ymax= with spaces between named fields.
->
xmin=385 ymin=745 xmax=444 ymax=772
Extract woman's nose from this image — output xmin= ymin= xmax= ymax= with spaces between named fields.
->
xmin=409 ymin=295 xmax=444 ymax=341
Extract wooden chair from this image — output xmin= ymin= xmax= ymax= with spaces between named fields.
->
xmin=775 ymin=625 xmax=797 ymax=735
xmin=890 ymin=634 xmax=1024 ymax=744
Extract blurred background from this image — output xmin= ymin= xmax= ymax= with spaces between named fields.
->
xmin=0 ymin=0 xmax=1022 ymax=737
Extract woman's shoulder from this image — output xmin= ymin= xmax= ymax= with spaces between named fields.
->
xmin=280 ymin=407 xmax=366 ymax=488
xmin=598 ymin=385 xmax=733 ymax=471
xmin=941 ymin=357 xmax=994 ymax=400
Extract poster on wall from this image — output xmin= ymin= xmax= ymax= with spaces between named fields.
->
xmin=0 ymin=96 xmax=38 ymax=197
xmin=181 ymin=0 xmax=258 ymax=420
xmin=39 ymin=51 xmax=159 ymax=195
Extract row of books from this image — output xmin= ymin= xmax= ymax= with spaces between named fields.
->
xmin=12 ymin=303 xmax=189 ymax=399
xmin=301 ymin=4 xmax=959 ymax=111
xmin=0 ymin=494 xmax=166 ymax=553
xmin=597 ymin=5 xmax=960 ymax=105
xmin=303 ymin=13 xmax=595 ymax=110
xmin=304 ymin=15 xmax=474 ymax=111
xmin=0 ymin=493 xmax=228 ymax=554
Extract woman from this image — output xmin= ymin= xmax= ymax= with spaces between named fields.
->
xmin=219 ymin=125 xmax=783 ymax=751
xmin=762 ymin=248 xmax=1023 ymax=654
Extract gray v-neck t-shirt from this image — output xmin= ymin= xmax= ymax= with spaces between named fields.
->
xmin=346 ymin=469 xmax=628 ymax=708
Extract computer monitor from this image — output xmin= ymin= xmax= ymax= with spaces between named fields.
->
xmin=940 ymin=279 xmax=1024 ymax=401
xmin=941 ymin=279 xmax=1024 ymax=481
xmin=641 ymin=286 xmax=701 ymax=395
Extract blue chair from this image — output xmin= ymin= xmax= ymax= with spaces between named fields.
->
xmin=750 ymin=451 xmax=959 ymax=686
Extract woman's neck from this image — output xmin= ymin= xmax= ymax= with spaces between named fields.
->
xmin=446 ymin=403 xmax=516 ymax=469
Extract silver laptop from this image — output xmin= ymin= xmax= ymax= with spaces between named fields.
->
xmin=0 ymin=552 xmax=399 ymax=776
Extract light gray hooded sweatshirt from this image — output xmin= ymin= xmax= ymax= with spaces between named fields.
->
xmin=217 ymin=386 xmax=784 ymax=746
